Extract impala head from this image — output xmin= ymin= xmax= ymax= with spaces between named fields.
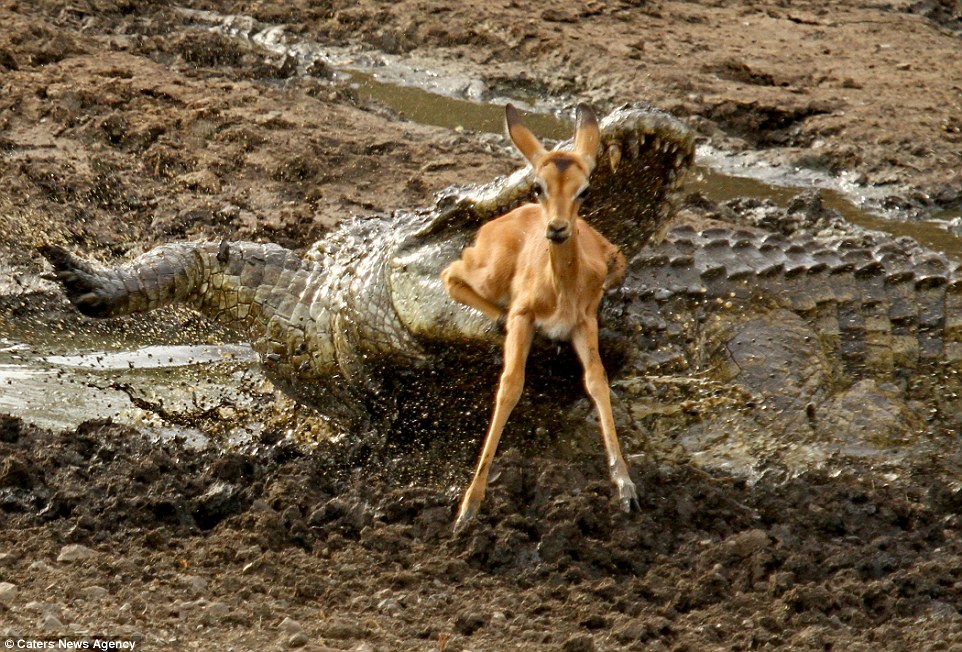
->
xmin=505 ymin=103 xmax=600 ymax=245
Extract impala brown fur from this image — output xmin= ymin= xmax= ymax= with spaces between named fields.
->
xmin=442 ymin=103 xmax=638 ymax=532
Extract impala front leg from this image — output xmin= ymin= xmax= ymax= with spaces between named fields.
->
xmin=571 ymin=319 xmax=639 ymax=512
xmin=454 ymin=312 xmax=534 ymax=532
xmin=441 ymin=261 xmax=507 ymax=323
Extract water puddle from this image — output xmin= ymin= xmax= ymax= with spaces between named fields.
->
xmin=177 ymin=7 xmax=574 ymax=138
xmin=349 ymin=70 xmax=962 ymax=258
xmin=347 ymin=70 xmax=570 ymax=139
xmin=0 ymin=362 xmax=121 ymax=432
xmin=0 ymin=336 xmax=259 ymax=437
xmin=46 ymin=344 xmax=256 ymax=370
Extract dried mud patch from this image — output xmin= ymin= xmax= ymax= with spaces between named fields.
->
xmin=697 ymin=98 xmax=836 ymax=148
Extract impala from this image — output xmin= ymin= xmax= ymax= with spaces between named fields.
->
xmin=441 ymin=103 xmax=639 ymax=531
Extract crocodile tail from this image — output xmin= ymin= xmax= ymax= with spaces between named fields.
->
xmin=39 ymin=242 xmax=209 ymax=318
xmin=38 ymin=241 xmax=308 ymax=331
xmin=38 ymin=240 xmax=372 ymax=425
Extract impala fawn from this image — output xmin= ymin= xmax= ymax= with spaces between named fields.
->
xmin=441 ymin=103 xmax=638 ymax=531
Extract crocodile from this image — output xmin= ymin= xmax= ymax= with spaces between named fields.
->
xmin=39 ymin=103 xmax=962 ymax=461
xmin=39 ymin=104 xmax=696 ymax=432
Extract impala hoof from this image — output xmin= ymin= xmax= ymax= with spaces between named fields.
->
xmin=617 ymin=477 xmax=640 ymax=513
xmin=453 ymin=503 xmax=479 ymax=535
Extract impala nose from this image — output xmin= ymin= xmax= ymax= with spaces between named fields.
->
xmin=546 ymin=222 xmax=570 ymax=243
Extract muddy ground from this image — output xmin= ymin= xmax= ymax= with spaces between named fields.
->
xmin=2 ymin=0 xmax=962 ymax=650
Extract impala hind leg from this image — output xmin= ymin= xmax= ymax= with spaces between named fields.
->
xmin=571 ymin=320 xmax=639 ymax=512
xmin=454 ymin=314 xmax=534 ymax=532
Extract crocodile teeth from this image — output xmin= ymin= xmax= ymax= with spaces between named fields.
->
xmin=607 ymin=143 xmax=622 ymax=172
xmin=627 ymin=138 xmax=640 ymax=160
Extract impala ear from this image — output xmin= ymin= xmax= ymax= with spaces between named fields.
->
xmin=573 ymin=104 xmax=600 ymax=173
xmin=505 ymin=103 xmax=547 ymax=168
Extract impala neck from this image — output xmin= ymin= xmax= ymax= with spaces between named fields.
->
xmin=547 ymin=221 xmax=582 ymax=291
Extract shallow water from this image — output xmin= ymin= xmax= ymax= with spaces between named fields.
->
xmin=350 ymin=68 xmax=962 ymax=256
xmin=46 ymin=343 xmax=255 ymax=370
xmin=0 ymin=335 xmax=257 ymax=435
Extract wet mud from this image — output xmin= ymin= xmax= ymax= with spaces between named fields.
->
xmin=3 ymin=414 xmax=962 ymax=650
xmin=2 ymin=1 xmax=962 ymax=650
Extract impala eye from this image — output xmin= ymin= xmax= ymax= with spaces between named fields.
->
xmin=532 ymin=183 xmax=545 ymax=198
xmin=576 ymin=186 xmax=589 ymax=201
